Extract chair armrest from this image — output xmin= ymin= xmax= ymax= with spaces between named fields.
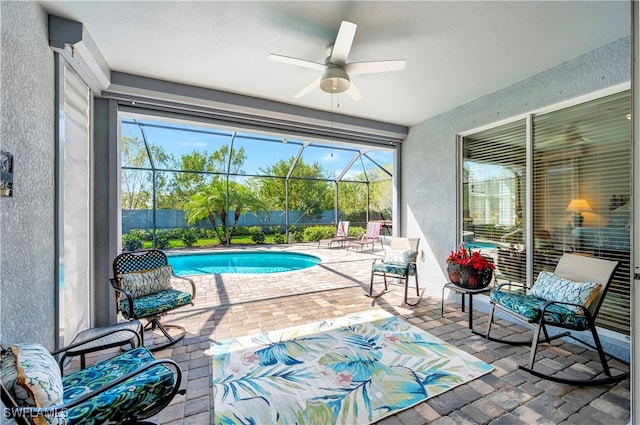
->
xmin=539 ymin=300 xmax=593 ymax=319
xmin=4 ymin=357 xmax=184 ymax=420
xmin=494 ymin=282 xmax=529 ymax=294
xmin=50 ymin=327 xmax=141 ymax=357
xmin=171 ymin=273 xmax=196 ymax=299
xmin=110 ymin=277 xmax=134 ymax=316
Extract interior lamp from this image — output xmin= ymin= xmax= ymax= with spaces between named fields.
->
xmin=320 ymin=67 xmax=350 ymax=93
xmin=566 ymin=198 xmax=592 ymax=227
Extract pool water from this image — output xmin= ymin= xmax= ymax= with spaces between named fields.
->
xmin=167 ymin=251 xmax=321 ymax=276
xmin=466 ymin=241 xmax=500 ymax=250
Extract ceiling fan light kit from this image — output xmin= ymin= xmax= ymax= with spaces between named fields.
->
xmin=320 ymin=67 xmax=350 ymax=93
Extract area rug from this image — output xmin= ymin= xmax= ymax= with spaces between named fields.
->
xmin=210 ymin=309 xmax=493 ymax=425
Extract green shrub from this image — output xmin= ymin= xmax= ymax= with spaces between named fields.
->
xmin=180 ymin=228 xmax=198 ymax=247
xmin=122 ymin=233 xmax=143 ymax=251
xmin=249 ymin=226 xmax=265 ymax=244
xmin=349 ymin=226 xmax=366 ymax=239
xmin=128 ymin=228 xmax=149 ymax=241
xmin=162 ymin=228 xmax=181 ymax=239
xmin=154 ymin=231 xmax=170 ymax=249
xmin=271 ymin=226 xmax=286 ymax=244
xmin=234 ymin=226 xmax=249 ymax=236
xmin=302 ymin=225 xmax=336 ymax=242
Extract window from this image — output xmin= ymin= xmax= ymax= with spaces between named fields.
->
xmin=461 ymin=120 xmax=527 ymax=281
xmin=532 ymin=91 xmax=631 ymax=334
xmin=460 ymin=90 xmax=631 ymax=334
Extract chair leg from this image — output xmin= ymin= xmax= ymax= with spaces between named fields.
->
xmin=367 ymin=271 xmax=389 ymax=299
xmin=404 ymin=272 xmax=424 ymax=306
xmin=590 ymin=324 xmax=612 ymax=377
xmin=475 ymin=304 xmax=549 ymax=345
xmin=527 ymin=321 xmax=544 ymax=369
xmin=144 ymin=318 xmax=186 ymax=352
xmin=518 ymin=320 xmax=628 ymax=386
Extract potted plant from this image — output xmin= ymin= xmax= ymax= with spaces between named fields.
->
xmin=446 ymin=245 xmax=495 ymax=289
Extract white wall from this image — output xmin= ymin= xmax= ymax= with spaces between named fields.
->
xmin=403 ymin=36 xmax=631 ymax=298
xmin=0 ymin=2 xmax=56 ymax=347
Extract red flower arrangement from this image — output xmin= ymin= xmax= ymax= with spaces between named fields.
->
xmin=446 ymin=245 xmax=495 ymax=289
xmin=447 ymin=245 xmax=495 ymax=270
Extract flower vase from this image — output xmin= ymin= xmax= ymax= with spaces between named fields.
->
xmin=447 ymin=263 xmax=493 ymax=289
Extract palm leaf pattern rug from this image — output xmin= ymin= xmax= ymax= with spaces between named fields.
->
xmin=210 ymin=309 xmax=493 ymax=424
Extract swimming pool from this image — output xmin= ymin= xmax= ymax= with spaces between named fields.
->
xmin=466 ymin=241 xmax=500 ymax=250
xmin=167 ymin=251 xmax=321 ymax=276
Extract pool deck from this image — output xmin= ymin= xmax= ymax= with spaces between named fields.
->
xmin=69 ymin=243 xmax=630 ymax=424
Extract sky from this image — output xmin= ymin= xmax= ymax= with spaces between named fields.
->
xmin=121 ymin=117 xmax=393 ymax=181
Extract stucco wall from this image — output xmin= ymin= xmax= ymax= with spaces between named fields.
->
xmin=0 ymin=2 xmax=56 ymax=347
xmin=404 ymin=36 xmax=631 ymax=297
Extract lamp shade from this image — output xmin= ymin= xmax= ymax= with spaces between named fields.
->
xmin=566 ymin=198 xmax=592 ymax=213
xmin=320 ymin=67 xmax=350 ymax=93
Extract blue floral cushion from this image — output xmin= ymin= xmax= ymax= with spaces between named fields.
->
xmin=490 ymin=290 xmax=589 ymax=328
xmin=384 ymin=248 xmax=416 ymax=266
xmin=0 ymin=343 xmax=64 ymax=424
xmin=373 ymin=262 xmax=416 ymax=276
xmin=530 ymin=271 xmax=601 ymax=313
xmin=120 ymin=288 xmax=193 ymax=318
xmin=63 ymin=346 xmax=176 ymax=424
xmin=118 ymin=265 xmax=173 ymax=298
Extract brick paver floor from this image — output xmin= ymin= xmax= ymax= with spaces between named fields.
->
xmin=71 ymin=243 xmax=630 ymax=424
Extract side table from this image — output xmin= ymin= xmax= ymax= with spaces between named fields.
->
xmin=441 ymin=283 xmax=491 ymax=330
xmin=57 ymin=320 xmax=143 ymax=371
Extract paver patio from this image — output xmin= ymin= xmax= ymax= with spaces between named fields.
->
xmin=69 ymin=243 xmax=630 ymax=424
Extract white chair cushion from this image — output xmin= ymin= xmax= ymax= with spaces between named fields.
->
xmin=530 ymin=271 xmax=601 ymax=313
xmin=384 ymin=248 xmax=416 ymax=266
xmin=1 ymin=343 xmax=64 ymax=423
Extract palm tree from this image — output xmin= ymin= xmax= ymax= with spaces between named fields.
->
xmin=184 ymin=178 xmax=260 ymax=245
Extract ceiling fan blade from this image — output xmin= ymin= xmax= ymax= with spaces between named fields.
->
xmin=345 ymin=81 xmax=363 ymax=102
xmin=346 ymin=60 xmax=406 ymax=75
xmin=330 ymin=21 xmax=357 ymax=65
xmin=294 ymin=76 xmax=322 ymax=98
xmin=268 ymin=54 xmax=325 ymax=71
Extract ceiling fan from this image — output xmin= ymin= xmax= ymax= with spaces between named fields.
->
xmin=268 ymin=21 xmax=406 ymax=101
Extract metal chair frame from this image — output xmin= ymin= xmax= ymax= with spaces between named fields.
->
xmin=1 ymin=343 xmax=185 ymax=425
xmin=480 ymin=253 xmax=628 ymax=386
xmin=111 ymin=249 xmax=196 ymax=351
xmin=368 ymin=237 xmax=423 ymax=306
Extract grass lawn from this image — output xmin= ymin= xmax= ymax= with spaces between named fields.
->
xmin=142 ymin=235 xmax=279 ymax=249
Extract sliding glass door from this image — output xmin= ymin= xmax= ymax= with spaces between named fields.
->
xmin=460 ymin=89 xmax=631 ymax=334
xmin=532 ymin=91 xmax=631 ymax=334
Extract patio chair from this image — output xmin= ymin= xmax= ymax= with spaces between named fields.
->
xmin=317 ymin=221 xmax=350 ymax=248
xmin=111 ymin=249 xmax=196 ymax=351
xmin=482 ymin=253 xmax=628 ymax=385
xmin=1 ymin=342 xmax=184 ymax=425
xmin=348 ymin=222 xmax=383 ymax=252
xmin=368 ymin=237 xmax=423 ymax=306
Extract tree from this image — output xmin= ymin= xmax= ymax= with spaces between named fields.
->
xmin=183 ymin=178 xmax=259 ymax=245
xmin=369 ymin=166 xmax=393 ymax=220
xmin=250 ymin=158 xmax=333 ymax=224
xmin=169 ymin=146 xmax=246 ymax=209
xmin=121 ymin=135 xmax=174 ymax=209
xmin=338 ymin=163 xmax=392 ymax=222
xmin=337 ymin=180 xmax=367 ymax=223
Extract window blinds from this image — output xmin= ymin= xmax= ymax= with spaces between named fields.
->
xmin=532 ymin=91 xmax=631 ymax=334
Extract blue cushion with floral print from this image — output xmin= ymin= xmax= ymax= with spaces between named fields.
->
xmin=63 ymin=346 xmax=176 ymax=424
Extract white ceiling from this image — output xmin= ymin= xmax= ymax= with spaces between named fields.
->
xmin=39 ymin=1 xmax=630 ymax=127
